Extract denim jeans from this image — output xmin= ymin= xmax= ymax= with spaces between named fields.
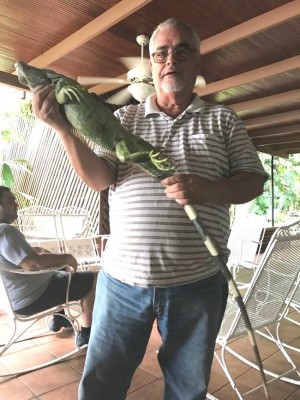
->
xmin=78 ymin=268 xmax=228 ymax=400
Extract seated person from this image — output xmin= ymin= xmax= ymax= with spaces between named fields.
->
xmin=0 ymin=186 xmax=96 ymax=347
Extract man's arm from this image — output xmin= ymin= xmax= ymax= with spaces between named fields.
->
xmin=161 ymin=171 xmax=267 ymax=206
xmin=32 ymin=84 xmax=116 ymax=191
xmin=19 ymin=250 xmax=78 ymax=272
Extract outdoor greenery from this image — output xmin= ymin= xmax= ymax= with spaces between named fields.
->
xmin=0 ymin=99 xmax=34 ymax=206
xmin=252 ymin=153 xmax=300 ymax=222
xmin=0 ymin=128 xmax=31 ymax=187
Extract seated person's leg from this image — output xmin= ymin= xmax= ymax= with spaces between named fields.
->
xmin=50 ymin=309 xmax=73 ymax=332
xmin=14 ymin=270 xmax=97 ymax=346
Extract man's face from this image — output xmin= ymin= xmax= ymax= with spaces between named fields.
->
xmin=0 ymin=190 xmax=18 ymax=224
xmin=149 ymin=27 xmax=201 ymax=95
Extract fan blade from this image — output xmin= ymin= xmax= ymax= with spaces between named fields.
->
xmin=120 ymin=57 xmax=151 ymax=72
xmin=195 ymin=75 xmax=206 ymax=88
xmin=105 ymin=87 xmax=132 ymax=106
xmin=77 ymin=76 xmax=129 ymax=86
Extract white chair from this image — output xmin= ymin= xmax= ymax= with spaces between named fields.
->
xmin=286 ymin=279 xmax=300 ymax=328
xmin=63 ymin=237 xmax=102 ymax=270
xmin=18 ymin=206 xmax=60 ymax=240
xmin=227 ymin=214 xmax=266 ymax=288
xmin=56 ymin=206 xmax=94 ymax=240
xmin=215 ymin=219 xmax=300 ymax=399
xmin=0 ymin=266 xmax=85 ymax=378
xmin=27 ymin=238 xmax=63 ymax=254
xmin=269 ymin=275 xmax=300 ymax=354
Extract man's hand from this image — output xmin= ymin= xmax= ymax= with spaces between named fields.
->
xmin=32 ymin=84 xmax=71 ymax=133
xmin=161 ymin=171 xmax=266 ymax=205
xmin=65 ymin=254 xmax=78 ymax=272
xmin=161 ymin=174 xmax=216 ymax=205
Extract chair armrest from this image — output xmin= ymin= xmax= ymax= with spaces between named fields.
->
xmin=10 ymin=265 xmax=67 ymax=274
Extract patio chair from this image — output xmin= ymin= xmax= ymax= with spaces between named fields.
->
xmin=27 ymin=238 xmax=64 ymax=254
xmin=0 ymin=265 xmax=85 ymax=378
xmin=56 ymin=206 xmax=94 ymax=240
xmin=263 ymin=275 xmax=300 ymax=354
xmin=215 ymin=219 xmax=300 ymax=399
xmin=227 ymin=213 xmax=266 ymax=289
xmin=63 ymin=237 xmax=102 ymax=270
xmin=18 ymin=206 xmax=61 ymax=240
xmin=285 ymin=278 xmax=300 ymax=329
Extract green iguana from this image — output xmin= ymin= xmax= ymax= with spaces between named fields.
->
xmin=15 ymin=61 xmax=175 ymax=181
xmin=15 ymin=60 xmax=270 ymax=399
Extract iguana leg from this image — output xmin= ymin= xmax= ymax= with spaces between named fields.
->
xmin=115 ymin=140 xmax=175 ymax=171
xmin=55 ymin=81 xmax=85 ymax=105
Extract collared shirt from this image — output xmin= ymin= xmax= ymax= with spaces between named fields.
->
xmin=98 ymin=95 xmax=266 ymax=287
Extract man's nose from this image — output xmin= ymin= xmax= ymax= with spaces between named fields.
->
xmin=166 ymin=51 xmax=177 ymax=65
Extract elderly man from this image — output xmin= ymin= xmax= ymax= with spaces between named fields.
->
xmin=0 ymin=186 xmax=96 ymax=347
xmin=32 ymin=17 xmax=266 ymax=400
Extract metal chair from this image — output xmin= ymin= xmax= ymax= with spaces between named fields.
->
xmin=227 ymin=214 xmax=266 ymax=289
xmin=56 ymin=206 xmax=94 ymax=240
xmin=63 ymin=237 xmax=102 ymax=270
xmin=18 ymin=206 xmax=61 ymax=240
xmin=0 ymin=266 xmax=85 ymax=378
xmin=27 ymin=238 xmax=64 ymax=254
xmin=286 ymin=279 xmax=300 ymax=328
xmin=215 ymin=219 xmax=300 ymax=399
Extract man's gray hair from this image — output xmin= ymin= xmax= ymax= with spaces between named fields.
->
xmin=149 ymin=18 xmax=200 ymax=54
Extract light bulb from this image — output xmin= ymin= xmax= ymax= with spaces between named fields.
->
xmin=128 ymin=83 xmax=156 ymax=102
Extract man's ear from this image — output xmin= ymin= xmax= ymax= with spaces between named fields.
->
xmin=149 ymin=58 xmax=153 ymax=71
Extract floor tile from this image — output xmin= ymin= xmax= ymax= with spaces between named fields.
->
xmin=128 ymin=368 xmax=160 ymax=394
xmin=0 ymin=374 xmax=35 ymax=400
xmin=18 ymin=362 xmax=81 ymax=396
xmin=126 ymin=378 xmax=164 ymax=399
xmin=38 ymin=380 xmax=80 ymax=400
xmin=139 ymin=348 xmax=163 ymax=378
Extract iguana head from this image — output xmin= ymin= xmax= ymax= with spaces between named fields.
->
xmin=15 ymin=61 xmax=66 ymax=91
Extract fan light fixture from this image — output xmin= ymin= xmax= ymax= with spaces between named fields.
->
xmin=127 ymin=82 xmax=156 ymax=102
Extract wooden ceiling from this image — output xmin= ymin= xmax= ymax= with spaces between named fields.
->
xmin=1 ymin=0 xmax=299 ymax=158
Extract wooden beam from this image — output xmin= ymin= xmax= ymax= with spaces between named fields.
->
xmin=231 ymin=90 xmax=300 ymax=115
xmin=285 ymin=149 xmax=300 ymax=155
xmin=267 ymin=142 xmax=300 ymax=151
xmin=195 ymin=56 xmax=300 ymax=96
xmin=28 ymin=0 xmax=153 ymax=68
xmin=249 ymin=124 xmax=300 ymax=138
xmin=255 ymin=146 xmax=289 ymax=158
xmin=252 ymin=133 xmax=300 ymax=146
xmin=244 ymin=110 xmax=300 ymax=130
xmin=0 ymin=70 xmax=28 ymax=91
xmin=200 ymin=1 xmax=300 ymax=54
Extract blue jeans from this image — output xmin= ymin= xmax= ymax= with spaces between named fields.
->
xmin=79 ymin=268 xmax=228 ymax=400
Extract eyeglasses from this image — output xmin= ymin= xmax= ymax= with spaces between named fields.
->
xmin=151 ymin=46 xmax=197 ymax=63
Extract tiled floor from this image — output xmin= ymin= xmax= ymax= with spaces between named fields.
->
xmin=0 ymin=306 xmax=300 ymax=399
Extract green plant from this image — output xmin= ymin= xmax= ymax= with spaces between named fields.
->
xmin=252 ymin=154 xmax=300 ymax=220
xmin=0 ymin=128 xmax=31 ymax=187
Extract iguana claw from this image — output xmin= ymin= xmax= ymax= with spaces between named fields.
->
xmin=149 ymin=150 xmax=175 ymax=171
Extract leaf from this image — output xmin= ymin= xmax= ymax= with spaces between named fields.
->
xmin=4 ymin=159 xmax=32 ymax=173
xmin=1 ymin=163 xmax=14 ymax=187
xmin=0 ymin=129 xmax=14 ymax=141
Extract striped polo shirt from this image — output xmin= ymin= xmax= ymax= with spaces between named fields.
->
xmin=99 ymin=95 xmax=266 ymax=287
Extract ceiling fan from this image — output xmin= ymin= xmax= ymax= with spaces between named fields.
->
xmin=78 ymin=34 xmax=155 ymax=105
xmin=77 ymin=35 xmax=206 ymax=105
